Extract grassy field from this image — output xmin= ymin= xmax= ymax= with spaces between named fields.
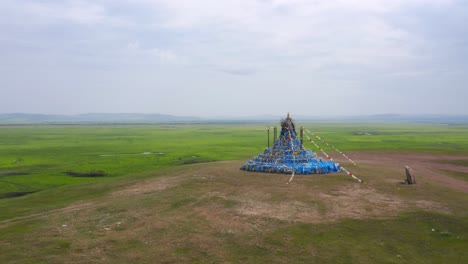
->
xmin=0 ymin=124 xmax=266 ymax=195
xmin=1 ymin=123 xmax=467 ymax=263
xmin=1 ymin=123 xmax=467 ymax=195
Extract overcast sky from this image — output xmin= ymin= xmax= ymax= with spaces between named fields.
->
xmin=1 ymin=0 xmax=467 ymax=117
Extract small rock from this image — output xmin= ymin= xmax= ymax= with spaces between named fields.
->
xmin=62 ymin=224 xmax=67 ymax=227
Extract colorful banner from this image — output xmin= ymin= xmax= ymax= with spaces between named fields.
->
xmin=305 ymin=135 xmax=364 ymax=183
xmin=305 ymin=130 xmax=357 ymax=165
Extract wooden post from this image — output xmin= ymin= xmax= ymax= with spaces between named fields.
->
xmin=267 ymin=128 xmax=270 ymax=149
xmin=274 ymin=127 xmax=277 ymax=142
xmin=300 ymin=126 xmax=304 ymax=149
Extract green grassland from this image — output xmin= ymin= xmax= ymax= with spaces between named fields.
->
xmin=1 ymin=123 xmax=467 ymax=263
xmin=0 ymin=124 xmax=263 ymax=194
xmin=1 ymin=123 xmax=467 ymax=195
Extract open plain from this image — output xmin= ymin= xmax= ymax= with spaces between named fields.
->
xmin=1 ymin=123 xmax=467 ymax=263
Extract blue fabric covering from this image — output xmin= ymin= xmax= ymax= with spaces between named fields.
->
xmin=240 ymin=127 xmax=340 ymax=174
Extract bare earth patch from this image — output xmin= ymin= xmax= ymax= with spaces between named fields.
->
xmin=3 ymin=153 xmax=460 ymax=229
xmin=110 ymin=175 xmax=184 ymax=197
xmin=97 ymin=155 xmax=456 ymax=232
xmin=350 ymin=152 xmax=468 ymax=192
xmin=1 ymin=153 xmax=465 ymax=263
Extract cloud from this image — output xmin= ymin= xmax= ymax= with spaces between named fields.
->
xmin=126 ymin=41 xmax=182 ymax=64
xmin=220 ymin=68 xmax=256 ymax=76
xmin=0 ymin=0 xmax=130 ymax=26
xmin=0 ymin=0 xmax=467 ymax=116
xmin=135 ymin=0 xmax=433 ymax=75
xmin=2 ymin=0 xmax=455 ymax=73
xmin=16 ymin=0 xmax=106 ymax=25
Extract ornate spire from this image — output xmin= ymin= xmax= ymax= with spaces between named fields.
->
xmin=281 ymin=113 xmax=296 ymax=134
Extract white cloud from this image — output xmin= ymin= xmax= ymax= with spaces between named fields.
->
xmin=147 ymin=48 xmax=179 ymax=64
xmin=1 ymin=0 xmax=130 ymax=26
xmin=126 ymin=41 xmax=184 ymax=64
xmin=0 ymin=0 xmax=466 ymax=115
xmin=23 ymin=0 xmax=106 ymax=24
xmin=135 ymin=0 xmax=433 ymax=74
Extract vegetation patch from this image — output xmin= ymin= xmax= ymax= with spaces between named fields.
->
xmin=0 ymin=172 xmax=30 ymax=177
xmin=263 ymin=211 xmax=467 ymax=263
xmin=65 ymin=171 xmax=106 ymax=177
xmin=437 ymin=160 xmax=468 ymax=167
xmin=176 ymin=155 xmax=215 ymax=165
xmin=179 ymin=159 xmax=215 ymax=165
xmin=0 ymin=191 xmax=36 ymax=199
xmin=439 ymin=169 xmax=468 ymax=182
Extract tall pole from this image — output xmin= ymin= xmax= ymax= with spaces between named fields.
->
xmin=267 ymin=128 xmax=270 ymax=148
xmin=300 ymin=126 xmax=304 ymax=149
xmin=273 ymin=127 xmax=278 ymax=144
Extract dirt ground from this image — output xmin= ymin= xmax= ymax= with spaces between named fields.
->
xmin=102 ymin=151 xmax=464 ymax=227
xmin=1 ymin=152 xmax=466 ymax=263
xmin=2 ymin=152 xmax=465 ymax=229
xmin=350 ymin=152 xmax=468 ymax=192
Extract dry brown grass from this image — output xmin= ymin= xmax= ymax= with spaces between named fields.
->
xmin=1 ymin=153 xmax=466 ymax=263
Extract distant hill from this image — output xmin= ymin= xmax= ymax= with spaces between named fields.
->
xmin=205 ymin=114 xmax=468 ymax=124
xmin=1 ymin=113 xmax=467 ymax=124
xmin=327 ymin=114 xmax=468 ymax=124
xmin=0 ymin=113 xmax=199 ymax=124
